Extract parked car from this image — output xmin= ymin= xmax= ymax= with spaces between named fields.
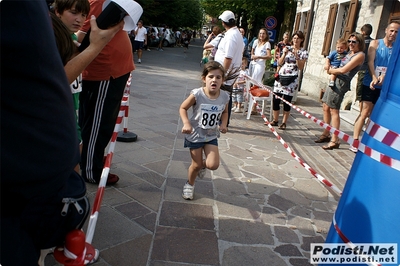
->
xmin=145 ymin=26 xmax=159 ymax=47
xmin=158 ymin=28 xmax=176 ymax=47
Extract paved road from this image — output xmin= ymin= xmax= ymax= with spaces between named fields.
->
xmin=46 ymin=39 xmax=357 ymax=266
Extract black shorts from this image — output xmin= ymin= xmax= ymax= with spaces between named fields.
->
xmin=361 ymin=85 xmax=381 ymax=104
xmin=134 ymin=40 xmax=144 ymax=51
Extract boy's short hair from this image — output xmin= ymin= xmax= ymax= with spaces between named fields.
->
xmin=54 ymin=0 xmax=90 ymax=15
xmin=361 ymin=24 xmax=373 ymax=36
xmin=336 ymin=38 xmax=347 ymax=46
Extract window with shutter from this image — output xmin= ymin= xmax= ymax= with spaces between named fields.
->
xmin=294 ymin=13 xmax=301 ymax=33
xmin=389 ymin=0 xmax=400 ymax=22
xmin=342 ymin=0 xmax=358 ymax=41
xmin=321 ymin=3 xmax=338 ymax=56
xmin=303 ymin=9 xmax=313 ymax=49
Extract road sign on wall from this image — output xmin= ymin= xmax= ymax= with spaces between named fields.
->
xmin=264 ymin=16 xmax=277 ymax=30
xmin=268 ymin=29 xmax=276 ymax=42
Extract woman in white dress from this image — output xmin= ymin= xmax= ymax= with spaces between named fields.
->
xmin=249 ymin=28 xmax=271 ymax=113
xmin=250 ymin=28 xmax=272 ymax=83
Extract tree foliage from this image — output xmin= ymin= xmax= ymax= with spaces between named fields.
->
xmin=136 ymin=0 xmax=203 ymax=29
xmin=200 ymin=0 xmax=297 ymax=41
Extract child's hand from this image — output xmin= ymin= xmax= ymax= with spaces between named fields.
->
xmin=181 ymin=123 xmax=193 ymax=134
xmin=219 ymin=125 xmax=227 ymax=134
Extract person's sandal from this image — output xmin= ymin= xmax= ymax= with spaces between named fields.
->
xmin=268 ymin=121 xmax=279 ymax=126
xmin=279 ymin=123 xmax=286 ymax=130
xmin=314 ymin=134 xmax=330 ymax=143
xmin=322 ymin=141 xmax=340 ymax=150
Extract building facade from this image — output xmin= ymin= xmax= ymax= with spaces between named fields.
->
xmin=295 ymin=0 xmax=400 ymax=109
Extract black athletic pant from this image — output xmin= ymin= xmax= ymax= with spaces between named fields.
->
xmin=79 ymin=73 xmax=130 ymax=183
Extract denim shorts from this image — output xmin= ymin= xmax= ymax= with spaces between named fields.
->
xmin=184 ymin=138 xmax=218 ymax=149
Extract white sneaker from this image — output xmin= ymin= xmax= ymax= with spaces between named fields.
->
xmin=138 ymin=59 xmax=141 ymax=64
xmin=234 ymin=108 xmax=241 ymax=113
xmin=198 ymin=168 xmax=206 ymax=179
xmin=349 ymin=145 xmax=358 ymax=153
xmin=328 ymin=81 xmax=335 ymax=87
xmin=182 ymin=181 xmax=194 ymax=200
xmin=231 ymin=106 xmax=237 ymax=111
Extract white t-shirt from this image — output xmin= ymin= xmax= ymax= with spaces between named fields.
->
xmin=134 ymin=26 xmax=147 ymax=42
xmin=214 ymin=27 xmax=244 ymax=86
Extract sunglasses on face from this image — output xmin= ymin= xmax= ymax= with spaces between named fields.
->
xmin=347 ymin=40 xmax=358 ymax=44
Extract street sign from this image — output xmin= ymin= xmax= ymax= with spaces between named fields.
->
xmin=264 ymin=16 xmax=277 ymax=30
xmin=268 ymin=29 xmax=276 ymax=42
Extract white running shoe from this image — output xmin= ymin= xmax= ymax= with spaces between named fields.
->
xmin=349 ymin=145 xmax=358 ymax=153
xmin=182 ymin=181 xmax=194 ymax=200
xmin=138 ymin=59 xmax=141 ymax=64
xmin=328 ymin=81 xmax=335 ymax=87
xmin=198 ymin=168 xmax=206 ymax=179
xmin=231 ymin=106 xmax=237 ymax=111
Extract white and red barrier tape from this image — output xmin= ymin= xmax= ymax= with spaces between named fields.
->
xmin=365 ymin=120 xmax=400 ymax=152
xmin=245 ymin=75 xmax=400 ymax=172
xmin=250 ymin=88 xmax=343 ymax=195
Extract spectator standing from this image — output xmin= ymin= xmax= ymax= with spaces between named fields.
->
xmin=315 ymin=32 xmax=365 ymax=150
xmin=275 ymin=32 xmax=291 ymax=72
xmin=134 ymin=20 xmax=147 ymax=63
xmin=175 ymin=28 xmax=181 ymax=47
xmin=182 ymin=30 xmax=191 ymax=52
xmin=76 ymin=0 xmax=135 ymax=185
xmin=203 ymin=26 xmax=223 ymax=60
xmin=240 ymin=27 xmax=250 ymax=61
xmin=209 ymin=10 xmax=244 ymax=127
xmin=249 ymin=28 xmax=272 ymax=114
xmin=272 ymin=31 xmax=308 ymax=129
xmin=157 ymin=25 xmax=165 ymax=51
xmin=250 ymin=28 xmax=272 ymax=83
xmin=355 ymin=24 xmax=373 ymax=108
xmin=180 ymin=61 xmax=229 ymax=200
xmin=324 ymin=38 xmax=348 ymax=87
xmin=232 ymin=57 xmax=248 ymax=113
xmin=349 ymin=21 xmax=399 ymax=152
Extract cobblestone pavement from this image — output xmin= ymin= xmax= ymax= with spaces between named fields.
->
xmin=46 ymin=39 xmax=357 ymax=266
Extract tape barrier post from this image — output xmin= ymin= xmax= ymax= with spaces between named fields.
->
xmin=117 ymin=73 xmax=137 ymax=142
xmin=85 ymin=109 xmax=124 ymax=244
xmin=324 ymin=39 xmax=400 ymax=261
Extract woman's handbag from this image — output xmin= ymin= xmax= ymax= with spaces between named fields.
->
xmin=279 ymin=75 xmax=298 ymax=86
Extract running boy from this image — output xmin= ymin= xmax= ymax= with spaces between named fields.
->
xmin=232 ymin=57 xmax=248 ymax=113
xmin=179 ymin=61 xmax=230 ymax=200
xmin=324 ymin=38 xmax=348 ymax=87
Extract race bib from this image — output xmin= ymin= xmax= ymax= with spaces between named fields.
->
xmin=70 ymin=74 xmax=82 ymax=94
xmin=199 ymin=103 xmax=224 ymax=129
xmin=375 ymin=66 xmax=387 ymax=77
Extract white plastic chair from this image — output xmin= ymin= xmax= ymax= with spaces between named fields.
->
xmin=244 ymin=79 xmax=272 ymax=121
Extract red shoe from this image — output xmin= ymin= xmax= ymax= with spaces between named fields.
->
xmin=106 ymin=173 xmax=119 ymax=185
